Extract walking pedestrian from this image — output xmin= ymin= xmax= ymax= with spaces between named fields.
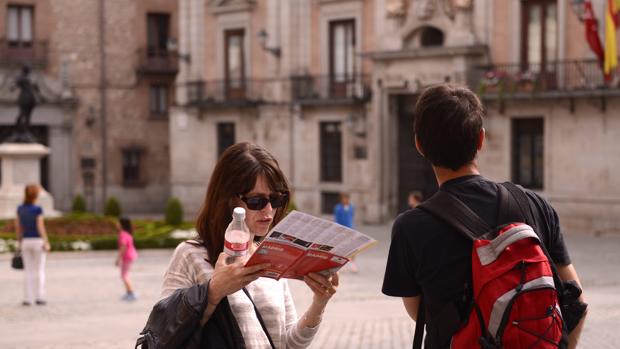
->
xmin=116 ymin=217 xmax=138 ymax=301
xmin=15 ymin=184 xmax=50 ymax=306
xmin=334 ymin=192 xmax=358 ymax=272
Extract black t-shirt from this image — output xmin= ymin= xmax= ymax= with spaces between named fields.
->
xmin=382 ymin=175 xmax=571 ymax=349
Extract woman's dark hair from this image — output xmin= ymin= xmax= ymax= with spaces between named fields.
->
xmin=413 ymin=84 xmax=485 ymax=171
xmin=24 ymin=184 xmax=39 ymax=205
xmin=119 ymin=217 xmax=133 ymax=235
xmin=197 ymin=142 xmax=290 ymax=266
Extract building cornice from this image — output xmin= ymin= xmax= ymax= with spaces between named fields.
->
xmin=208 ymin=0 xmax=255 ymax=15
xmin=363 ymin=44 xmax=487 ymax=61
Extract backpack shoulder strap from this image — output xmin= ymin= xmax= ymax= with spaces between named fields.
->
xmin=418 ymin=190 xmax=492 ymax=241
xmin=500 ymin=182 xmax=537 ymax=230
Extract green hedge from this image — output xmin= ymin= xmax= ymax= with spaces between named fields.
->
xmin=165 ymin=198 xmax=184 ymax=226
xmin=104 ymin=197 xmax=122 ymax=217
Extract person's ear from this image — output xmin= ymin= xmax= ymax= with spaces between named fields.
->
xmin=415 ymin=136 xmax=425 ymax=157
xmin=477 ymin=128 xmax=485 ymax=151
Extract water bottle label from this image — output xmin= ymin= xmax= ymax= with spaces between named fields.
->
xmin=224 ymin=240 xmax=249 ymax=256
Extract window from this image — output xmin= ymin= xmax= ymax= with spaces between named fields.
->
xmin=512 ymin=118 xmax=544 ymax=189
xmin=122 ymin=148 xmax=143 ymax=186
xmin=149 ymin=84 xmax=169 ymax=117
xmin=321 ymin=192 xmax=340 ymax=215
xmin=329 ymin=19 xmax=356 ymax=97
xmin=521 ymin=1 xmax=557 ymax=75
xmin=7 ymin=5 xmax=33 ymax=47
xmin=147 ymin=13 xmax=170 ymax=57
xmin=225 ymin=29 xmax=246 ymax=99
xmin=320 ymin=122 xmax=342 ymax=182
xmin=330 ymin=19 xmax=356 ymax=81
xmin=217 ymin=122 xmax=235 ymax=157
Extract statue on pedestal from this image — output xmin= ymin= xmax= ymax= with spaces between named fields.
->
xmin=7 ymin=66 xmax=43 ymax=143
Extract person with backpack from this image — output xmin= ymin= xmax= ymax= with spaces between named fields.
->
xmin=382 ymin=84 xmax=587 ymax=349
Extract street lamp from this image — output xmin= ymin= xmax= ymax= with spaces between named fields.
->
xmin=570 ymin=0 xmax=587 ymax=22
xmin=166 ymin=38 xmax=191 ymax=63
xmin=257 ymin=30 xmax=281 ymax=57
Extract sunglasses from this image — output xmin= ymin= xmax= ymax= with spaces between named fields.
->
xmin=237 ymin=192 xmax=289 ymax=211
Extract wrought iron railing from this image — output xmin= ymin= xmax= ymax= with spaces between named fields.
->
xmin=291 ymin=74 xmax=372 ymax=102
xmin=0 ymin=39 xmax=48 ymax=68
xmin=469 ymin=60 xmax=615 ymax=96
xmin=185 ymin=79 xmax=269 ymax=106
xmin=136 ymin=48 xmax=179 ymax=75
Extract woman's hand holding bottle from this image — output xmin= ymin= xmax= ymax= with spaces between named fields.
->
xmin=207 ymin=252 xmax=270 ymax=305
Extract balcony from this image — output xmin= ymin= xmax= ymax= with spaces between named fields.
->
xmin=291 ymin=74 xmax=372 ymax=105
xmin=470 ymin=59 xmax=620 ymax=99
xmin=185 ymin=79 xmax=267 ymax=108
xmin=0 ymin=39 xmax=48 ymax=68
xmin=136 ymin=48 xmax=179 ymax=76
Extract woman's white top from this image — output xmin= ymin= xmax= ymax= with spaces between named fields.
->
xmin=161 ymin=241 xmax=319 ymax=349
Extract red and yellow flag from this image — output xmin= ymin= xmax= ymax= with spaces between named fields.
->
xmin=604 ymin=0 xmax=620 ymax=77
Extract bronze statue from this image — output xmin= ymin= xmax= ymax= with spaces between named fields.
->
xmin=7 ymin=66 xmax=42 ymax=143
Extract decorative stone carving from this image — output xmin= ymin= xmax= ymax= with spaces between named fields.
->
xmin=412 ymin=0 xmax=437 ymax=20
xmin=386 ymin=0 xmax=407 ymax=17
xmin=453 ymin=0 xmax=473 ymax=9
xmin=209 ymin=0 xmax=256 ymax=14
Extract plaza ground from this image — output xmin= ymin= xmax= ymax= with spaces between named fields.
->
xmin=1 ymin=222 xmax=619 ymax=348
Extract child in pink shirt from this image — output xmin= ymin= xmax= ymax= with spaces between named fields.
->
xmin=115 ymin=217 xmax=138 ymax=301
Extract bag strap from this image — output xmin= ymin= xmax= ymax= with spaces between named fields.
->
xmin=418 ymin=190 xmax=492 ymax=241
xmin=412 ymin=296 xmax=425 ymax=349
xmin=414 ymin=189 xmax=490 ymax=349
xmin=242 ymin=288 xmax=276 ymax=349
xmin=499 ymin=183 xmax=564 ymax=283
xmin=414 ymin=184 xmax=523 ymax=349
xmin=500 ymin=182 xmax=537 ymax=230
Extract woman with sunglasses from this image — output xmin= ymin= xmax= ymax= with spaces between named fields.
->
xmin=159 ymin=142 xmax=339 ymax=348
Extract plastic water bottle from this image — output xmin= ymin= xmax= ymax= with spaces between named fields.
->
xmin=223 ymin=207 xmax=250 ymax=264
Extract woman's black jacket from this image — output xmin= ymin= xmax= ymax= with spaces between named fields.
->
xmin=135 ymin=282 xmax=246 ymax=349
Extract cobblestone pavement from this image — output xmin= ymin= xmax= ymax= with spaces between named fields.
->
xmin=0 ymin=222 xmax=618 ymax=348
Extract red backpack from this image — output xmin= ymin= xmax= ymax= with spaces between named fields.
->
xmin=417 ymin=182 xmax=567 ymax=349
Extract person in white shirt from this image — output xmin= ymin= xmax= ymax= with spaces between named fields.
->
xmin=162 ymin=142 xmax=339 ymax=348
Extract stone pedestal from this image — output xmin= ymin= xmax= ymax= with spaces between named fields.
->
xmin=0 ymin=143 xmax=60 ymax=218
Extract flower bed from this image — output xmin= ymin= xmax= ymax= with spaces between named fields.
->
xmin=0 ymin=214 xmax=196 ymax=253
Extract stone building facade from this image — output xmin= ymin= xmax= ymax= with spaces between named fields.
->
xmin=369 ymin=0 xmax=620 ymax=234
xmin=0 ymin=0 xmax=178 ymax=213
xmin=171 ymin=0 xmax=376 ymax=218
xmin=172 ymin=0 xmax=619 ymax=234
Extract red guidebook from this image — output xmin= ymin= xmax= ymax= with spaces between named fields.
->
xmin=245 ymin=211 xmax=376 ymax=280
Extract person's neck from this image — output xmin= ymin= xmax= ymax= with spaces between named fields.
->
xmin=433 ymin=162 xmax=481 ymax=187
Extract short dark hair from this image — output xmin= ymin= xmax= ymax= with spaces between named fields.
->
xmin=413 ymin=84 xmax=485 ymax=170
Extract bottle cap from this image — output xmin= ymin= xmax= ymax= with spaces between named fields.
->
xmin=233 ymin=207 xmax=246 ymax=220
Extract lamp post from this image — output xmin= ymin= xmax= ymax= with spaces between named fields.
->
xmin=570 ymin=0 xmax=587 ymax=22
xmin=257 ymin=30 xmax=281 ymax=57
